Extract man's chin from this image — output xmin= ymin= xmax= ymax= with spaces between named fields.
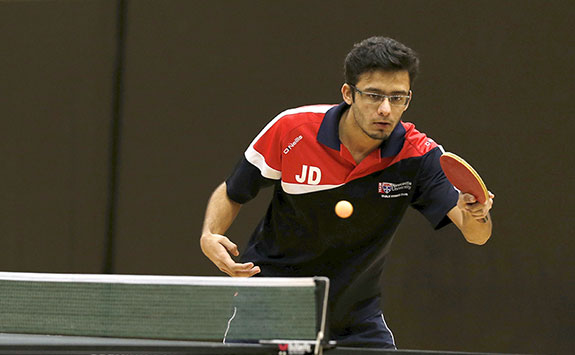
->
xmin=367 ymin=132 xmax=390 ymax=141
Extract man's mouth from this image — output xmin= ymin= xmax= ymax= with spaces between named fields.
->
xmin=373 ymin=122 xmax=391 ymax=129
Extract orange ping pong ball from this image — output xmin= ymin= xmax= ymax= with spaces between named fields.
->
xmin=335 ymin=200 xmax=353 ymax=219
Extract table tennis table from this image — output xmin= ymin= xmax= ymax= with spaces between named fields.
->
xmin=0 ymin=333 xmax=512 ymax=355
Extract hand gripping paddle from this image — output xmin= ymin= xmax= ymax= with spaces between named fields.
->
xmin=439 ymin=152 xmax=489 ymax=204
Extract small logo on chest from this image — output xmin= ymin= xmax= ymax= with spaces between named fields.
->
xmin=378 ymin=181 xmax=412 ymax=198
xmin=283 ymin=135 xmax=303 ymax=155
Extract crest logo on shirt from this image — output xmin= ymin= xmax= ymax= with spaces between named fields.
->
xmin=378 ymin=181 xmax=412 ymax=198
xmin=379 ymin=183 xmax=393 ymax=194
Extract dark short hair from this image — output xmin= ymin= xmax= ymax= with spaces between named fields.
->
xmin=344 ymin=36 xmax=420 ymax=87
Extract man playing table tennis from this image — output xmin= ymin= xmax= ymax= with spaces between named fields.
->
xmin=200 ymin=36 xmax=493 ymax=349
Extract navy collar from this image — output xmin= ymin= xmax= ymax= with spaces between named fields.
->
xmin=317 ymin=102 xmax=406 ymax=158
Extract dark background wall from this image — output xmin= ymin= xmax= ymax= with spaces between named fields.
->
xmin=1 ymin=1 xmax=573 ymax=354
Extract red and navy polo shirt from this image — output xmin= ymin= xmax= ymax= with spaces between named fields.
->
xmin=226 ymin=102 xmax=458 ymax=330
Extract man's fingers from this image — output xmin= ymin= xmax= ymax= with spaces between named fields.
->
xmin=212 ymin=249 xmax=237 ymax=273
xmin=230 ymin=264 xmax=261 ymax=277
xmin=218 ymin=261 xmax=261 ymax=277
xmin=466 ymin=201 xmax=492 ymax=221
xmin=469 ymin=210 xmax=487 ymax=218
xmin=219 ymin=237 xmax=240 ymax=256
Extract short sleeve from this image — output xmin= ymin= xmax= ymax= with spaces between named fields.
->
xmin=226 ymin=157 xmax=275 ymax=204
xmin=410 ymin=147 xmax=459 ymax=229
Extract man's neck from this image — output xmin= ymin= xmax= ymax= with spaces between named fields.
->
xmin=339 ymin=109 xmax=383 ymax=164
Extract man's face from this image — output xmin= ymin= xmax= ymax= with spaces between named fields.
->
xmin=342 ymin=70 xmax=411 ymax=142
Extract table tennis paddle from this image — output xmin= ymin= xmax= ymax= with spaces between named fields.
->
xmin=439 ymin=152 xmax=489 ymax=204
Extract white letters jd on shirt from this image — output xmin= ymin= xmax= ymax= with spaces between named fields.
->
xmin=295 ymin=165 xmax=321 ymax=185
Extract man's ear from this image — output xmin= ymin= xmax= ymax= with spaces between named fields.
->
xmin=341 ymin=84 xmax=354 ymax=105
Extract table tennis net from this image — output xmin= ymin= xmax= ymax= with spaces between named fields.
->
xmin=0 ymin=272 xmax=329 ymax=342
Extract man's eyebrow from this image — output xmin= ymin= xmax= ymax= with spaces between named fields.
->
xmin=363 ymin=87 xmax=409 ymax=95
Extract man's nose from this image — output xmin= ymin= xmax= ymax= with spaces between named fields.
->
xmin=378 ymin=98 xmax=392 ymax=116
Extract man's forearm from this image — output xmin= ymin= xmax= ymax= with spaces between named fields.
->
xmin=202 ymin=182 xmax=241 ymax=237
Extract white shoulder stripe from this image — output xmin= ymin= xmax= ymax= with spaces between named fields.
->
xmin=245 ymin=147 xmax=281 ymax=180
xmin=281 ymin=181 xmax=343 ymax=195
xmin=247 ymin=105 xmax=333 ymax=151
xmin=245 ymin=105 xmax=333 ymax=180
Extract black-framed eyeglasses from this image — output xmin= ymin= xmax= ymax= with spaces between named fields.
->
xmin=350 ymin=85 xmax=411 ymax=106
